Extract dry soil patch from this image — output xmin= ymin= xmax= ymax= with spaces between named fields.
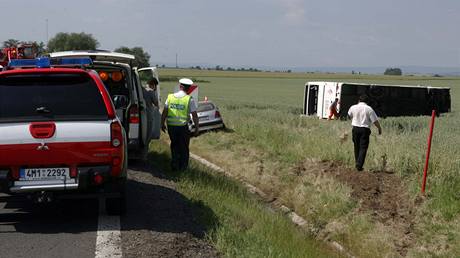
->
xmin=295 ymin=160 xmax=417 ymax=256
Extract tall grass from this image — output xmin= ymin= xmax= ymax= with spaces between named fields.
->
xmin=147 ymin=139 xmax=341 ymax=258
xmin=159 ymin=69 xmax=460 ymax=257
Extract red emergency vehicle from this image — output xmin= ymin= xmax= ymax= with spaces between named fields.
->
xmin=0 ymin=57 xmax=127 ymax=214
xmin=0 ymin=43 xmax=38 ymax=67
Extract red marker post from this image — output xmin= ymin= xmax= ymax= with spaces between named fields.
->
xmin=421 ymin=110 xmax=436 ymax=194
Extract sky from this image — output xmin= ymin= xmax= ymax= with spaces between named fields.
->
xmin=1 ymin=0 xmax=459 ymax=69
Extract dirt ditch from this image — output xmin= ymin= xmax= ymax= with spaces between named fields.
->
xmin=294 ymin=160 xmax=417 ymax=257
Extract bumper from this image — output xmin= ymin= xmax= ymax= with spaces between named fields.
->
xmin=190 ymin=119 xmax=225 ymax=132
xmin=11 ymin=181 xmax=79 ymax=193
xmin=198 ymin=119 xmax=224 ymax=132
xmin=0 ymin=165 xmax=124 ymax=194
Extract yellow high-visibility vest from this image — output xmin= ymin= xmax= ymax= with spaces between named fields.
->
xmin=166 ymin=94 xmax=191 ymax=126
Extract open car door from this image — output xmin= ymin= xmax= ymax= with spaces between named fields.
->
xmin=138 ymin=67 xmax=161 ymax=140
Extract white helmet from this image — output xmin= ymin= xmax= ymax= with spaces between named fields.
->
xmin=179 ymin=78 xmax=193 ymax=86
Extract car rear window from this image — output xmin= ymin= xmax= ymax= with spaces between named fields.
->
xmin=0 ymin=73 xmax=108 ymax=122
xmin=197 ymin=102 xmax=215 ymax=112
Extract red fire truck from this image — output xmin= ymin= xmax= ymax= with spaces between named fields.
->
xmin=0 ymin=43 xmax=38 ymax=67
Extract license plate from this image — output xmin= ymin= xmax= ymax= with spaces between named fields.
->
xmin=19 ymin=168 xmax=70 ymax=181
xmin=199 ymin=116 xmax=209 ymax=121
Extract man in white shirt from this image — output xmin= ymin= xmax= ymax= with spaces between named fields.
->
xmin=347 ymin=94 xmax=382 ymax=171
xmin=161 ymin=78 xmax=199 ymax=171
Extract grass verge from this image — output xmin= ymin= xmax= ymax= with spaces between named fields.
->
xmin=147 ymin=139 xmax=342 ymax=258
xmin=158 ymin=69 xmax=460 ymax=257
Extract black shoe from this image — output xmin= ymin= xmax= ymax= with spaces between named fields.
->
xmin=356 ymin=167 xmax=363 ymax=171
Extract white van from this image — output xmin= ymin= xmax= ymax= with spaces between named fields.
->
xmin=50 ymin=50 xmax=161 ymax=159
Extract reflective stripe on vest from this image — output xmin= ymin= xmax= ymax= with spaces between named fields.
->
xmin=167 ymin=94 xmax=191 ymax=126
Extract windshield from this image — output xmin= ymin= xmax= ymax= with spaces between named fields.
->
xmin=197 ymin=102 xmax=215 ymax=112
xmin=0 ymin=73 xmax=108 ymax=122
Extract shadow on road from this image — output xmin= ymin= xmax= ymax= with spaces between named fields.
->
xmin=0 ymin=159 xmax=218 ymax=240
xmin=123 ymin=156 xmax=221 ymax=257
xmin=0 ymin=196 xmax=98 ymax=234
xmin=121 ymin=170 xmax=218 ymax=239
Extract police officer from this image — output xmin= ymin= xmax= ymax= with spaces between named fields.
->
xmin=161 ymin=78 xmax=199 ymax=171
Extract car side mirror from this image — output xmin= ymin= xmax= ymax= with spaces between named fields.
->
xmin=113 ymin=95 xmax=128 ymax=109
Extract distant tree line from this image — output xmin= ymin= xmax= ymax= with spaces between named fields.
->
xmin=384 ymin=67 xmax=402 ymax=76
xmin=2 ymin=32 xmax=151 ymax=68
xmin=113 ymin=46 xmax=150 ymax=68
xmin=185 ymin=65 xmax=262 ymax=72
xmin=47 ymin=32 xmax=99 ymax=52
xmin=155 ymin=64 xmax=292 ymax=73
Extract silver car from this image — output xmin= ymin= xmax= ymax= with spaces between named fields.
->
xmin=189 ymin=100 xmax=225 ymax=133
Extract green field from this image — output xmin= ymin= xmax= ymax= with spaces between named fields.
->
xmin=157 ymin=69 xmax=460 ymax=257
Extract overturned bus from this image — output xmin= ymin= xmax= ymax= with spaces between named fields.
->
xmin=303 ymin=82 xmax=451 ymax=119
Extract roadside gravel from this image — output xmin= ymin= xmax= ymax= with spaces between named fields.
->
xmin=121 ymin=161 xmax=219 ymax=258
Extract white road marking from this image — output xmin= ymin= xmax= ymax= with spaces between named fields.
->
xmin=95 ymin=204 xmax=122 ymax=258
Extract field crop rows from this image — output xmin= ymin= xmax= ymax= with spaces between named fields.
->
xmin=158 ymin=69 xmax=460 ymax=257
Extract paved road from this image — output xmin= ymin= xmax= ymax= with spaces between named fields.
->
xmin=0 ymin=161 xmax=218 ymax=258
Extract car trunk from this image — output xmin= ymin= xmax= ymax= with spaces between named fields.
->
xmin=0 ymin=72 xmax=113 ymax=175
xmin=0 ymin=121 xmax=113 ymax=167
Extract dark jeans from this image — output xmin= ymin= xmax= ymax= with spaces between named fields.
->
xmin=352 ymin=126 xmax=371 ymax=171
xmin=167 ymin=125 xmax=190 ymax=171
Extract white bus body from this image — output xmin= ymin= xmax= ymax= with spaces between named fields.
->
xmin=303 ymin=81 xmax=451 ymax=119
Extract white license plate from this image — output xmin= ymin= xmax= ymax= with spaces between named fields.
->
xmin=199 ymin=116 xmax=209 ymax=121
xmin=19 ymin=168 xmax=70 ymax=181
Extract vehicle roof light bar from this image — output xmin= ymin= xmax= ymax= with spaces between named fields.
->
xmin=8 ymin=59 xmax=43 ymax=68
xmin=51 ymin=57 xmax=93 ymax=66
xmin=7 ymin=57 xmax=92 ymax=69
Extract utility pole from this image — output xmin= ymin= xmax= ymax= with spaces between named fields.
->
xmin=46 ymin=19 xmax=49 ymax=44
xmin=175 ymin=53 xmax=178 ymax=68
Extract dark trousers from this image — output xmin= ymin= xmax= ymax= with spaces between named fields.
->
xmin=352 ymin=126 xmax=371 ymax=170
xmin=167 ymin=125 xmax=190 ymax=171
